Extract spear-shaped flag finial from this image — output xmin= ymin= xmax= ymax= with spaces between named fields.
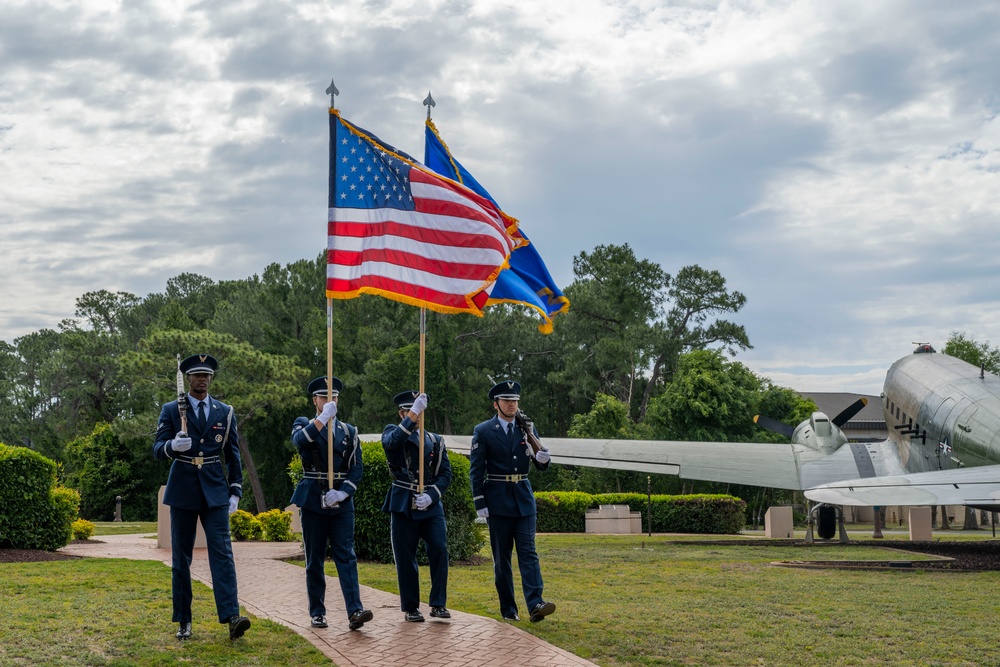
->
xmin=326 ymin=79 xmax=340 ymax=108
xmin=423 ymin=90 xmax=435 ymax=120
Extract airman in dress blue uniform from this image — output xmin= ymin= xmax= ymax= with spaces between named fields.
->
xmin=470 ymin=380 xmax=556 ymax=623
xmin=152 ymin=353 xmax=251 ymax=641
xmin=290 ymin=376 xmax=373 ymax=631
xmin=381 ymin=390 xmax=453 ymax=622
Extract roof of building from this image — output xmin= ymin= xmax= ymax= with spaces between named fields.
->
xmin=797 ymin=392 xmax=885 ymax=425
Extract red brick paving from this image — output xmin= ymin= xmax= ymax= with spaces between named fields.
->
xmin=60 ymin=534 xmax=597 ymax=667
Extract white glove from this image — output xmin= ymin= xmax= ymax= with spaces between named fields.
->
xmin=411 ymin=393 xmax=428 ymax=416
xmin=535 ymin=449 xmax=550 ymax=464
xmin=228 ymin=495 xmax=239 ymax=514
xmin=413 ymin=493 xmax=432 ymax=510
xmin=316 ymin=400 xmax=338 ymax=425
xmin=171 ymin=432 xmax=192 ymax=453
xmin=477 ymin=507 xmax=489 ymax=519
xmin=325 ymin=489 xmax=348 ymax=505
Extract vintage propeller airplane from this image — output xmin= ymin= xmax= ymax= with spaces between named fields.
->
xmin=436 ymin=344 xmax=1000 ymax=510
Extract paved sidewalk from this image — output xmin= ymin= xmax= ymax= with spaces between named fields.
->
xmin=61 ymin=534 xmax=597 ymax=667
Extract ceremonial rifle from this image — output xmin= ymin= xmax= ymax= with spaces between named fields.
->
xmin=176 ymin=354 xmax=188 ymax=433
xmin=514 ymin=409 xmax=547 ymax=457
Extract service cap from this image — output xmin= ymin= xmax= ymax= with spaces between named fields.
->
xmin=308 ymin=375 xmax=343 ymax=397
xmin=180 ymin=354 xmax=218 ymax=375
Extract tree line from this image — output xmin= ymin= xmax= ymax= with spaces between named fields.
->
xmin=0 ymin=243 xmax=818 ymax=519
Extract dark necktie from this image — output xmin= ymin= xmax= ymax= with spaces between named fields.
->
xmin=197 ymin=402 xmax=207 ymax=430
xmin=506 ymin=422 xmax=513 ymax=442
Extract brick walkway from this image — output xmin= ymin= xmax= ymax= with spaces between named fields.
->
xmin=60 ymin=534 xmax=597 ymax=667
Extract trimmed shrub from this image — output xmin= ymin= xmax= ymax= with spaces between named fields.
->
xmin=257 ymin=509 xmax=294 ymax=542
xmin=352 ymin=440 xmax=484 ymax=564
xmin=0 ymin=444 xmax=81 ymax=550
xmin=72 ymin=519 xmax=96 ymax=541
xmin=229 ymin=509 xmax=263 ymax=541
xmin=535 ymin=492 xmax=593 ymax=532
xmin=535 ymin=491 xmax=746 ymax=534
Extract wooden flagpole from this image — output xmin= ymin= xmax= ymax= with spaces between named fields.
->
xmin=418 ymin=307 xmax=426 ymax=494
xmin=327 ymin=298 xmax=335 ymax=494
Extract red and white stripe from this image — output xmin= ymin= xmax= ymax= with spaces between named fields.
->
xmin=327 ymin=167 xmax=518 ymax=313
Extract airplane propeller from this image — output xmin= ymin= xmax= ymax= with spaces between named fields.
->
xmin=831 ymin=397 xmax=868 ymax=427
xmin=753 ymin=415 xmax=795 ymax=439
xmin=754 ymin=396 xmax=869 ymax=440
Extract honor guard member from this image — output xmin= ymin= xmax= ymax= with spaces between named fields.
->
xmin=381 ymin=390 xmax=453 ymax=622
xmin=152 ymin=354 xmax=251 ymax=641
xmin=470 ymin=380 xmax=556 ymax=623
xmin=290 ymin=376 xmax=373 ymax=631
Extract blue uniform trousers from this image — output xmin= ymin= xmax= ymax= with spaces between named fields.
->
xmin=487 ymin=513 xmax=543 ymax=617
xmin=301 ymin=508 xmax=362 ymax=618
xmin=169 ymin=505 xmax=240 ymax=623
xmin=390 ymin=512 xmax=448 ymax=612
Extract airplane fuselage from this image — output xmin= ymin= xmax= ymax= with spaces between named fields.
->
xmin=883 ymin=351 xmax=1000 ymax=474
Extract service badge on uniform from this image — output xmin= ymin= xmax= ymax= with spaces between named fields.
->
xmin=216 ymin=434 xmax=223 ymax=443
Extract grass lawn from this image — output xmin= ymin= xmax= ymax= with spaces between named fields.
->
xmin=7 ymin=525 xmax=1000 ymax=666
xmin=0 ymin=558 xmax=330 ymax=667
xmin=357 ymin=533 xmax=1000 ymax=666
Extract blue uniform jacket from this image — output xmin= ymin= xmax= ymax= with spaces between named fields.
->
xmin=381 ymin=416 xmax=452 ymax=520
xmin=153 ymin=396 xmax=242 ymax=510
xmin=290 ymin=416 xmax=362 ymax=514
xmin=470 ymin=415 xmax=548 ymax=517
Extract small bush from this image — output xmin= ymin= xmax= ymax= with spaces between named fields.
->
xmin=0 ymin=444 xmax=81 ymax=550
xmin=257 ymin=509 xmax=294 ymax=542
xmin=72 ymin=519 xmax=96 ymax=541
xmin=229 ymin=509 xmax=263 ymax=541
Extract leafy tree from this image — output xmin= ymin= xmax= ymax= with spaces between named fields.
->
xmin=943 ymin=332 xmax=1000 ymax=374
xmin=645 ymin=349 xmax=762 ymax=442
xmin=568 ymin=393 xmax=653 ymax=440
xmin=63 ymin=423 xmax=161 ymax=520
xmin=639 ymin=265 xmax=750 ymax=419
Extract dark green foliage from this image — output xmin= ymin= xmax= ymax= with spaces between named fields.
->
xmin=352 ymin=442 xmax=393 ymax=562
xmin=0 ymin=444 xmax=80 ymax=550
xmin=352 ymin=441 xmax=483 ymax=564
xmin=257 ymin=509 xmax=295 ymax=542
xmin=437 ymin=450 xmax=484 ymax=562
xmin=63 ymin=423 xmax=162 ymax=521
xmin=535 ymin=492 xmax=594 ymax=532
xmin=535 ymin=491 xmax=746 ymax=534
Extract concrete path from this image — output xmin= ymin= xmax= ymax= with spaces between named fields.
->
xmin=60 ymin=534 xmax=598 ymax=667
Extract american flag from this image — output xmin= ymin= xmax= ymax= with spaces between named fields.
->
xmin=327 ymin=110 xmax=519 ymax=315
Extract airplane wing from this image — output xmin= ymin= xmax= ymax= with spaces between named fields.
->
xmin=446 ymin=436 xmax=811 ymax=489
xmin=804 ymin=464 xmax=1000 ymax=507
xmin=360 ymin=434 xmax=907 ymax=491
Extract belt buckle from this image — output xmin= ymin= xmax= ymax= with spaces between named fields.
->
xmin=193 ymin=456 xmax=204 ymax=468
xmin=506 ymin=474 xmax=515 ymax=482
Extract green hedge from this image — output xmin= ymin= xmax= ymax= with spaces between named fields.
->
xmin=535 ymin=491 xmax=746 ymax=534
xmin=230 ymin=509 xmax=264 ymax=541
xmin=0 ymin=443 xmax=81 ymax=550
xmin=350 ymin=441 xmax=484 ymax=564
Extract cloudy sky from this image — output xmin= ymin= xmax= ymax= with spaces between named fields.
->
xmin=3 ymin=0 xmax=999 ymax=395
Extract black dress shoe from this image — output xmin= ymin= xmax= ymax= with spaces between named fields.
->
xmin=311 ymin=615 xmax=328 ymax=628
xmin=349 ymin=608 xmax=373 ymax=630
xmin=529 ymin=601 xmax=556 ymax=623
xmin=228 ymin=614 xmax=251 ymax=640
xmin=404 ymin=609 xmax=425 ymax=622
xmin=502 ymin=613 xmax=520 ymax=622
xmin=430 ymin=606 xmax=451 ymax=619
xmin=176 ymin=622 xmax=192 ymax=640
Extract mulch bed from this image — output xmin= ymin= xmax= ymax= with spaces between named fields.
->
xmin=0 ymin=549 xmax=82 ymax=563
